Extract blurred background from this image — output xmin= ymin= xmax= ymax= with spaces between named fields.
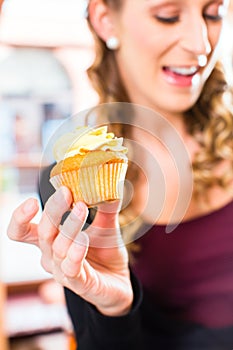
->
xmin=0 ymin=1 xmax=97 ymax=349
xmin=0 ymin=1 xmax=232 ymax=350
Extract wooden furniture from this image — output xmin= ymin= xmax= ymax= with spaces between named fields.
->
xmin=0 ymin=282 xmax=9 ymax=350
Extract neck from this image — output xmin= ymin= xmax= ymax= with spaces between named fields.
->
xmin=132 ymin=105 xmax=188 ymax=141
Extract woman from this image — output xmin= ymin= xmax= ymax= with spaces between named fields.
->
xmin=7 ymin=0 xmax=233 ymax=349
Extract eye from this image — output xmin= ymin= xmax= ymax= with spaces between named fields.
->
xmin=204 ymin=3 xmax=226 ymax=22
xmin=204 ymin=13 xmax=223 ymax=21
xmin=155 ymin=15 xmax=179 ymax=24
xmin=152 ymin=5 xmax=180 ymax=24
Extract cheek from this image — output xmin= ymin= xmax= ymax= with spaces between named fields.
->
xmin=122 ymin=28 xmax=149 ymax=52
xmin=208 ymin=24 xmax=224 ymax=48
xmin=119 ymin=32 xmax=152 ymax=71
xmin=120 ymin=15 xmax=162 ymax=54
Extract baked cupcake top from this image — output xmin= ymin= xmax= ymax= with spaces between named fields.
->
xmin=50 ymin=126 xmax=128 ymax=176
xmin=53 ymin=125 xmax=128 ymax=163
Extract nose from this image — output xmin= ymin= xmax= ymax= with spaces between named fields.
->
xmin=180 ymin=16 xmax=211 ymax=57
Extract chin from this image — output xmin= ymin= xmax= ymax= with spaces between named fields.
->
xmin=162 ymin=96 xmax=200 ymax=115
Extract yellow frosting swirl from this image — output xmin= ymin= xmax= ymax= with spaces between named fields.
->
xmin=53 ymin=126 xmax=128 ymax=162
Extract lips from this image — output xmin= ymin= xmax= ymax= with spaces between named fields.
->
xmin=162 ymin=65 xmax=200 ymax=87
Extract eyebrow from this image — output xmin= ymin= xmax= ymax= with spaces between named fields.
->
xmin=145 ymin=0 xmax=228 ymax=8
xmin=146 ymin=0 xmax=178 ymax=4
xmin=145 ymin=1 xmax=181 ymax=11
xmin=145 ymin=0 xmax=180 ymax=9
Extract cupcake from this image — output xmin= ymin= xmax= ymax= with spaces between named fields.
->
xmin=49 ymin=125 xmax=128 ymax=206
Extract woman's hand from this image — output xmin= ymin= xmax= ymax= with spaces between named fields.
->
xmin=7 ymin=197 xmax=41 ymax=245
xmin=7 ymin=186 xmax=133 ymax=316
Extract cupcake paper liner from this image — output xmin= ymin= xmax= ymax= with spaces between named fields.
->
xmin=50 ymin=162 xmax=128 ymax=206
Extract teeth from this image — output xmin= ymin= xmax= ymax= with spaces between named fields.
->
xmin=169 ymin=66 xmax=198 ymax=76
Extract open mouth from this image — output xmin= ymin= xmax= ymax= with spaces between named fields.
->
xmin=163 ymin=66 xmax=199 ymax=77
xmin=162 ymin=65 xmax=202 ymax=87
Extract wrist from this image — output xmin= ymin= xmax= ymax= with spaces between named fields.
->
xmin=96 ymin=292 xmax=134 ymax=317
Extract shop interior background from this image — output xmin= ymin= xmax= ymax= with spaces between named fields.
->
xmin=0 ymin=1 xmax=232 ymax=349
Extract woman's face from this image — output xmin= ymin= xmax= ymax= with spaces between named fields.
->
xmin=112 ymin=0 xmax=229 ymax=117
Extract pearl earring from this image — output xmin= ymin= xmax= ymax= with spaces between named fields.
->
xmin=106 ymin=36 xmax=120 ymax=50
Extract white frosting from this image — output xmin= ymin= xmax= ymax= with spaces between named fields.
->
xmin=53 ymin=126 xmax=127 ymax=162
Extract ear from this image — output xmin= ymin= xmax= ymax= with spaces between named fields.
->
xmin=88 ymin=0 xmax=116 ymax=42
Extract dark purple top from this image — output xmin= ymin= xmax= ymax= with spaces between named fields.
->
xmin=132 ymin=200 xmax=233 ymax=328
xmin=41 ymin=165 xmax=233 ymax=349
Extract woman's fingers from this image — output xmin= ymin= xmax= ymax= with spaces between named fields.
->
xmin=38 ymin=186 xmax=72 ymax=244
xmin=60 ymin=231 xmax=89 ymax=279
xmin=51 ymin=202 xmax=89 ymax=281
xmin=7 ymin=198 xmax=40 ymax=245
xmin=38 ymin=186 xmax=72 ymax=271
xmin=39 ymin=186 xmax=72 ymax=235
xmin=52 ymin=201 xmax=88 ymax=256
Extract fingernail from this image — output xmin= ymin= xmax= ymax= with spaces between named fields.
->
xmin=72 ymin=201 xmax=88 ymax=220
xmin=56 ymin=186 xmax=70 ymax=204
xmin=23 ymin=199 xmax=38 ymax=214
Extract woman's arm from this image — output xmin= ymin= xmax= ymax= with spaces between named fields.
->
xmin=64 ymin=271 xmax=143 ymax=350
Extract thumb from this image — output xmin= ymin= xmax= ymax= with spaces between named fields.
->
xmin=86 ymin=200 xmax=123 ymax=249
xmin=92 ymin=200 xmax=122 ymax=229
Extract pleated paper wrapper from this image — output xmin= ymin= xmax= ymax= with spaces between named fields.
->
xmin=49 ymin=162 xmax=128 ymax=206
